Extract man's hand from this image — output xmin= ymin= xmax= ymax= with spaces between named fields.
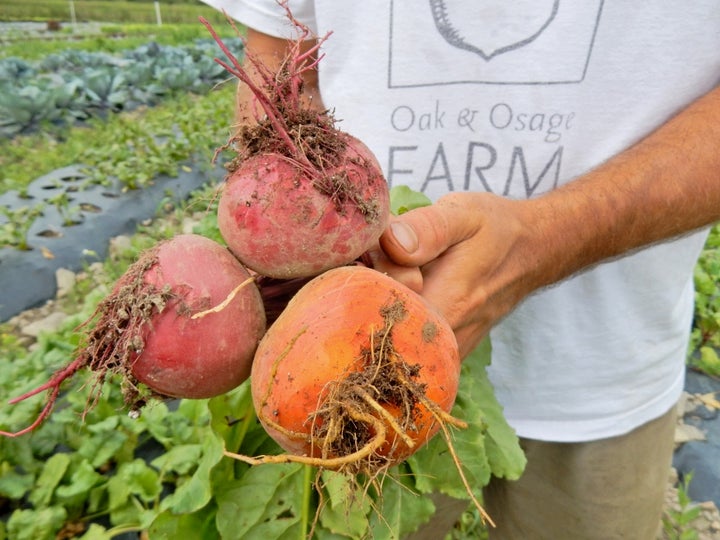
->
xmin=373 ymin=192 xmax=541 ymax=358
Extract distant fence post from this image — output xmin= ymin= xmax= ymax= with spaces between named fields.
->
xmin=69 ymin=0 xmax=78 ymax=32
xmin=154 ymin=0 xmax=162 ymax=26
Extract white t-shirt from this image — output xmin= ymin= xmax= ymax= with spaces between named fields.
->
xmin=201 ymin=0 xmax=720 ymax=442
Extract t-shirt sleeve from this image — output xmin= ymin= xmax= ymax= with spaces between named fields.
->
xmin=198 ymin=0 xmax=317 ymax=38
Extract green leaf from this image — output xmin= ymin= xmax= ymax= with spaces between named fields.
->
xmin=208 ymin=381 xmax=255 ymax=450
xmin=698 ymin=346 xmax=720 ymax=377
xmin=215 ymin=463 xmax=306 ymax=540
xmin=678 ymin=506 xmax=701 ymax=525
xmin=78 ymin=524 xmax=112 ymax=540
xmin=369 ymin=472 xmax=436 ymax=538
xmin=86 ymin=484 xmax=109 ymax=514
xmin=389 ymin=185 xmax=432 ymax=215
xmin=407 ymin=339 xmax=525 ymax=499
xmin=137 ymin=401 xmax=193 ymax=446
xmin=148 ymin=504 xmax=219 ymax=540
xmin=150 ymin=443 xmax=203 ymax=476
xmin=318 ymin=471 xmax=371 ymax=538
xmin=55 ymin=458 xmax=104 ymax=504
xmin=109 ymin=504 xmax=158 ymax=531
xmin=77 ymin=416 xmax=130 ymax=468
xmin=158 ymin=429 xmax=224 ymax=514
xmin=106 ymin=459 xmax=159 ymax=529
xmin=107 ymin=459 xmax=160 ymax=510
xmin=0 ymin=469 xmax=34 ymax=499
xmin=468 ymin=342 xmax=527 ymax=481
xmin=407 ymin=400 xmax=491 ymax=500
xmin=6 ymin=506 xmax=67 ymax=540
xmin=28 ymin=452 xmax=70 ymax=507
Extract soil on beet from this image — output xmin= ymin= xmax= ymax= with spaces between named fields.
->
xmin=306 ymin=297 xmax=440 ymax=475
xmin=75 ymin=247 xmax=182 ymax=410
xmin=229 ymin=109 xmax=342 ymax=168
xmin=227 ymin=109 xmax=384 ymax=224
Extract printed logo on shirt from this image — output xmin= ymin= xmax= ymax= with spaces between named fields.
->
xmin=388 ymin=0 xmax=604 ymax=87
xmin=429 ymin=0 xmax=559 ymax=61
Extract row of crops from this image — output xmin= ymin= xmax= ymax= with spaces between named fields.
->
xmin=0 ymin=37 xmax=241 ymax=137
xmin=0 ymin=0 xmax=229 ymax=27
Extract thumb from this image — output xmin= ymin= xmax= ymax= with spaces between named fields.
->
xmin=379 ymin=196 xmax=479 ymax=266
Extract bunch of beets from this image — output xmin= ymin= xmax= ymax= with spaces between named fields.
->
xmin=2 ymin=7 xmax=470 ymax=491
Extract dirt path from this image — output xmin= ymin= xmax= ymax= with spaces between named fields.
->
xmin=660 ymin=399 xmax=720 ymax=539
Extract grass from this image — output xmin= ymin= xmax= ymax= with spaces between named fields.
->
xmin=0 ymin=0 xmax=228 ymax=25
xmin=0 ymin=23 xmax=239 ymax=60
xmin=662 ymin=473 xmax=702 ymax=540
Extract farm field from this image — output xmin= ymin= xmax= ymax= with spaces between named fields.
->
xmin=1 ymin=3 xmax=719 ymax=539
xmin=0 ymin=0 xmax=228 ymax=26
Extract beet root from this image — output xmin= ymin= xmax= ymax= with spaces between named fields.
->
xmin=218 ymin=136 xmax=389 ymax=279
xmin=124 ymin=234 xmax=267 ymax=400
xmin=201 ymin=12 xmax=390 ymax=280
xmin=1 ymin=234 xmax=266 ymax=437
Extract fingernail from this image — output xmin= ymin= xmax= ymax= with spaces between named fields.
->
xmin=390 ymin=222 xmax=418 ymax=253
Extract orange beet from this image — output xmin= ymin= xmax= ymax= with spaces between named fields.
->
xmin=250 ymin=265 xmax=461 ymax=471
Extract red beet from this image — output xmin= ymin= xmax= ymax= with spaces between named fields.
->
xmin=1 ymin=234 xmax=266 ymax=437
xmin=201 ymin=9 xmax=390 ymax=279
xmin=126 ymin=234 xmax=266 ymax=399
xmin=217 ymin=139 xmax=389 ymax=279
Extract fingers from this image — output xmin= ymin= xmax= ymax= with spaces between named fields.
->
xmin=379 ymin=194 xmax=481 ymax=267
xmin=364 ymin=248 xmax=424 ymax=293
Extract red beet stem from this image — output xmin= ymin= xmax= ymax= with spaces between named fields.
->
xmin=199 ymin=16 xmax=301 ymax=160
xmin=1 ymin=358 xmax=85 ymax=437
xmin=199 ymin=4 xmax=332 ymax=175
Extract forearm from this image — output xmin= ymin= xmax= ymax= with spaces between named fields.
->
xmin=524 ymin=85 xmax=720 ymax=290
